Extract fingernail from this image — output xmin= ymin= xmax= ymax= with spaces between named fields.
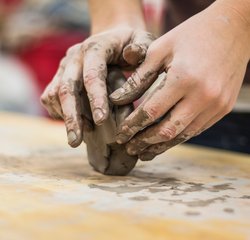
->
xmin=110 ymin=88 xmax=125 ymax=100
xmin=93 ymin=109 xmax=104 ymax=124
xmin=68 ymin=130 xmax=77 ymax=145
xmin=139 ymin=153 xmax=155 ymax=161
xmin=127 ymin=147 xmax=137 ymax=156
xmin=116 ymin=133 xmax=128 ymax=144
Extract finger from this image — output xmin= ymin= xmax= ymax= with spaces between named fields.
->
xmin=139 ymin=134 xmax=190 ymax=161
xmin=109 ymin=62 xmax=159 ymax=106
xmin=58 ymin=51 xmax=84 ymax=148
xmin=110 ymin=35 xmax=172 ymax=105
xmin=177 ymin=97 xmax=231 ymax=139
xmin=116 ymin=71 xmax=185 ymax=144
xmin=138 ymin=106 xmax=223 ymax=160
xmin=40 ymin=58 xmax=67 ymax=119
xmin=123 ymin=31 xmax=155 ymax=66
xmin=83 ymin=41 xmax=111 ymax=125
xmin=41 ymin=43 xmax=81 ymax=119
xmin=126 ymin=94 xmax=207 ymax=155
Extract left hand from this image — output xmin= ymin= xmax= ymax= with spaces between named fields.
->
xmin=110 ymin=1 xmax=250 ymax=160
xmin=40 ymin=27 xmax=154 ymax=148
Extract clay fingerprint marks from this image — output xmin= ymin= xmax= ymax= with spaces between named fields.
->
xmin=84 ymin=68 xmax=138 ymax=176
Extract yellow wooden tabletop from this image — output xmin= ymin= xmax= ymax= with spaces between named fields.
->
xmin=0 ymin=112 xmax=249 ymax=240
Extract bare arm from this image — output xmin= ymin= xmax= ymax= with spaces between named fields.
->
xmin=219 ymin=0 xmax=250 ymax=25
xmin=88 ymin=0 xmax=146 ymax=33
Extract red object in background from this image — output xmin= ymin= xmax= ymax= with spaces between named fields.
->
xmin=18 ymin=31 xmax=87 ymax=94
xmin=0 ymin=0 xmax=23 ymax=14
xmin=1 ymin=0 xmax=21 ymax=3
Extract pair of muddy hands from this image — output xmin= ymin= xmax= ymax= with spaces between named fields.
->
xmin=41 ymin=7 xmax=250 ymax=175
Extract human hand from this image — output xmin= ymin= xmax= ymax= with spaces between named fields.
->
xmin=40 ymin=26 xmax=154 ymax=147
xmin=110 ymin=2 xmax=250 ymax=160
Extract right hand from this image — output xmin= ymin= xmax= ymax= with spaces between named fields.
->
xmin=40 ymin=26 xmax=155 ymax=147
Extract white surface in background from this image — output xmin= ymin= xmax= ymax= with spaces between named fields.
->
xmin=0 ymin=55 xmax=42 ymax=115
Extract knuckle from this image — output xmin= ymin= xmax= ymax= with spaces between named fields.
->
xmin=146 ymin=35 xmax=172 ymax=59
xmin=143 ymin=105 xmax=160 ymax=121
xmin=66 ymin=46 xmax=75 ymax=56
xmin=223 ymin=102 xmax=233 ymax=115
xmin=66 ymin=43 xmax=81 ymax=56
xmin=132 ymin=138 xmax=148 ymax=150
xmin=178 ymin=68 xmax=198 ymax=84
xmin=40 ymin=93 xmax=48 ymax=106
xmin=64 ymin=115 xmax=75 ymax=127
xmin=184 ymin=129 xmax=198 ymax=138
xmin=47 ymin=90 xmax=57 ymax=101
xmin=168 ymin=64 xmax=196 ymax=86
xmin=216 ymin=97 xmax=227 ymax=110
xmin=146 ymin=42 xmax=158 ymax=57
xmin=82 ymin=40 xmax=102 ymax=53
xmin=58 ymin=84 xmax=70 ymax=98
xmin=59 ymin=57 xmax=67 ymax=69
xmin=202 ymin=84 xmax=223 ymax=102
xmin=210 ymin=87 xmax=222 ymax=101
xmin=40 ymin=89 xmax=57 ymax=105
xmin=84 ymin=69 xmax=98 ymax=86
xmin=126 ymin=75 xmax=138 ymax=89
xmin=158 ymin=126 xmax=177 ymax=140
xmin=199 ymin=84 xmax=221 ymax=104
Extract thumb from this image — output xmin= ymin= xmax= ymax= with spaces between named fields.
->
xmin=123 ymin=30 xmax=155 ymax=66
xmin=110 ymin=53 xmax=160 ymax=105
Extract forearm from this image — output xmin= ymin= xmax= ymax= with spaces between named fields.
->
xmin=88 ymin=0 xmax=146 ymax=34
xmin=216 ymin=0 xmax=250 ymax=25
xmin=207 ymin=0 xmax=250 ymax=58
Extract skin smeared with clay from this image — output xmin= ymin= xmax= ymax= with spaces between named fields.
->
xmin=82 ymin=28 xmax=155 ymax=126
xmin=41 ymin=27 xmax=155 ymax=149
xmin=112 ymin=73 xmax=192 ymax=159
xmin=42 ymin=0 xmax=250 ymax=164
xmin=110 ymin=0 xmax=250 ymax=160
xmin=83 ymin=68 xmax=138 ymax=175
xmin=42 ymin=67 xmax=138 ymax=175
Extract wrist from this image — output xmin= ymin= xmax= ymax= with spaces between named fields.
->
xmin=91 ymin=19 xmax=146 ymax=35
xmin=88 ymin=0 xmax=146 ymax=34
xmin=214 ymin=0 xmax=250 ymax=27
xmin=209 ymin=0 xmax=250 ymax=58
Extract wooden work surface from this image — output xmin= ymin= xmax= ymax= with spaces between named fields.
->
xmin=0 ymin=112 xmax=249 ymax=240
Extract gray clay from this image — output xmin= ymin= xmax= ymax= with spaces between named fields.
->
xmin=83 ymin=68 xmax=138 ymax=175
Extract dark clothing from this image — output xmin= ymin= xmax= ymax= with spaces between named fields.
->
xmin=188 ymin=113 xmax=250 ymax=153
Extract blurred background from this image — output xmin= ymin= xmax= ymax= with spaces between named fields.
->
xmin=0 ymin=0 xmax=249 ymax=153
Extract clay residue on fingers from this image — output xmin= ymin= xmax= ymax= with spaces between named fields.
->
xmin=125 ymin=113 xmax=173 ymax=155
xmin=40 ymin=64 xmax=65 ymax=119
xmin=110 ymin=70 xmax=156 ymax=105
xmin=139 ymin=134 xmax=191 ymax=161
xmin=116 ymin=107 xmax=153 ymax=144
xmin=123 ymin=44 xmax=146 ymax=66
xmin=122 ymin=30 xmax=155 ymax=66
xmin=84 ymin=64 xmax=108 ymax=125
xmin=63 ymin=79 xmax=85 ymax=147
xmin=115 ymin=75 xmax=171 ymax=145
xmin=83 ymin=41 xmax=102 ymax=53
